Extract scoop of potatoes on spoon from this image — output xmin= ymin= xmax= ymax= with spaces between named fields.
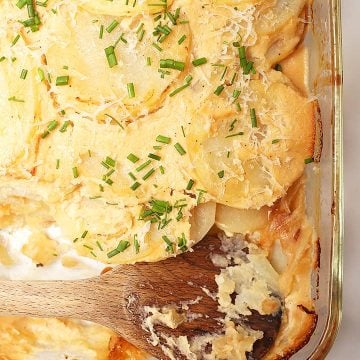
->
xmin=0 ymin=234 xmax=281 ymax=359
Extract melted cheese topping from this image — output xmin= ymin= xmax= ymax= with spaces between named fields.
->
xmin=0 ymin=0 xmax=318 ymax=359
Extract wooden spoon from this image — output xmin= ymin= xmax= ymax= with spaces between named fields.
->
xmin=0 ymin=235 xmax=281 ymax=359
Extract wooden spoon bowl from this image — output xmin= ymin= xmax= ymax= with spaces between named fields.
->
xmin=0 ymin=235 xmax=282 ymax=359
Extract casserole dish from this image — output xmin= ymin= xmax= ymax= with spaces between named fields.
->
xmin=0 ymin=0 xmax=343 ymax=358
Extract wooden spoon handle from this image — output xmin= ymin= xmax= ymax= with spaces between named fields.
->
xmin=0 ymin=279 xmax=96 ymax=320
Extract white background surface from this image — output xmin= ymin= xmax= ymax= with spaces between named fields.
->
xmin=327 ymin=1 xmax=359 ymax=359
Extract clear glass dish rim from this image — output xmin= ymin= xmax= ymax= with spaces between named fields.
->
xmin=308 ymin=0 xmax=344 ymax=358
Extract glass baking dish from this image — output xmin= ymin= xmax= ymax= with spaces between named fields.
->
xmin=291 ymin=0 xmax=343 ymax=358
xmin=0 ymin=0 xmax=343 ymax=358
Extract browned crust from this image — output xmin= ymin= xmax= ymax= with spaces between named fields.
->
xmin=273 ymin=314 xmax=318 ymax=360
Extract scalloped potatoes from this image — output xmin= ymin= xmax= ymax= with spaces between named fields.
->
xmin=0 ymin=0 xmax=318 ymax=359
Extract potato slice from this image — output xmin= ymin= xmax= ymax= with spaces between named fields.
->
xmin=187 ymin=78 xmax=315 ymax=209
xmin=0 ymin=56 xmax=37 ymax=174
xmin=256 ymin=0 xmax=306 ymax=36
xmin=249 ymin=0 xmax=307 ymax=68
xmin=216 ymin=204 xmax=269 ymax=234
xmin=44 ymin=6 xmax=190 ymax=122
xmin=190 ymin=202 xmax=216 ymax=242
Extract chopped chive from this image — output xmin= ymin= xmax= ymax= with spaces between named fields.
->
xmin=118 ymin=240 xmax=130 ymax=252
xmin=154 ymin=14 xmax=162 ymax=21
xmin=127 ymin=82 xmax=135 ymax=98
xmin=136 ymin=160 xmax=152 ymax=172
xmin=156 ymin=135 xmax=171 ymax=144
xmin=8 ymin=96 xmax=24 ymax=103
xmin=131 ymin=182 xmax=141 ymax=191
xmin=218 ymin=170 xmax=225 ymax=179
xmin=99 ymin=24 xmax=104 ymax=39
xmin=142 ymin=168 xmax=155 ymax=180
xmin=127 ymin=153 xmax=140 ymax=163
xmin=225 ymin=131 xmax=244 ymax=138
xmin=174 ymin=143 xmax=186 ymax=155
xmin=147 ymin=57 xmax=152 ymax=66
xmin=177 ymin=233 xmax=187 ymax=252
xmin=96 ymin=241 xmax=104 ymax=251
xmin=185 ymin=74 xmax=193 ymax=83
xmin=186 ymin=179 xmax=194 ymax=190
xmin=178 ymin=34 xmax=186 ymax=45
xmin=181 ymin=125 xmax=186 ymax=137
xmin=233 ymin=89 xmax=240 ymax=100
xmin=47 ymin=120 xmax=58 ymax=131
xmin=72 ymin=167 xmax=79 ymax=178
xmin=250 ymin=108 xmax=257 ymax=127
xmin=104 ymin=113 xmax=124 ymax=129
xmin=214 ymin=85 xmax=225 ymax=96
xmin=106 ymin=20 xmax=119 ymax=33
xmin=305 ymin=157 xmax=314 ymax=164
xmin=11 ymin=34 xmax=20 ymax=47
xmin=152 ymin=42 xmax=163 ymax=52
xmin=134 ymin=235 xmax=140 ymax=254
xmin=160 ymin=59 xmax=185 ymax=71
xmin=104 ymin=46 xmax=117 ymax=68
xmin=41 ymin=131 xmax=50 ymax=139
xmin=169 ymin=83 xmax=189 ymax=97
xmin=20 ymin=69 xmax=28 ymax=80
xmin=272 ymin=139 xmax=280 ymax=144
xmin=138 ymin=29 xmax=145 ymax=41
xmin=192 ymin=57 xmax=207 ymax=67
xmin=128 ymin=172 xmax=137 ymax=181
xmin=81 ymin=230 xmax=88 ymax=238
xmin=162 ymin=235 xmax=174 ymax=253
xmin=101 ymin=161 xmax=110 ymax=169
xmin=0 ymin=56 xmax=5 ymax=62
xmin=166 ymin=11 xmax=176 ymax=24
xmin=16 ymin=0 xmax=27 ymax=9
xmin=107 ymin=249 xmax=119 ymax=258
xmin=105 ymin=156 xmax=116 ymax=167
xmin=105 ymin=169 xmax=115 ymax=178
xmin=153 ymin=145 xmax=162 ymax=150
xmin=229 ymin=119 xmax=237 ymax=132
xmin=56 ymin=76 xmax=69 ymax=86
xmin=230 ymin=72 xmax=238 ymax=85
xmin=56 ymin=159 xmax=60 ymax=169
xmin=159 ymin=165 xmax=165 ymax=174
xmin=136 ymin=22 xmax=144 ymax=34
xmin=107 ymin=240 xmax=130 ymax=258
xmin=220 ymin=66 xmax=228 ymax=81
xmin=148 ymin=153 xmax=161 ymax=161
xmin=59 ymin=120 xmax=71 ymax=132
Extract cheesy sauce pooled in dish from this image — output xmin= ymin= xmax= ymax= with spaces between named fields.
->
xmin=0 ymin=0 xmax=319 ymax=359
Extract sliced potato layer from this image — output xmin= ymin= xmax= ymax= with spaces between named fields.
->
xmin=44 ymin=5 xmax=190 ymax=122
xmin=187 ymin=78 xmax=315 ymax=209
